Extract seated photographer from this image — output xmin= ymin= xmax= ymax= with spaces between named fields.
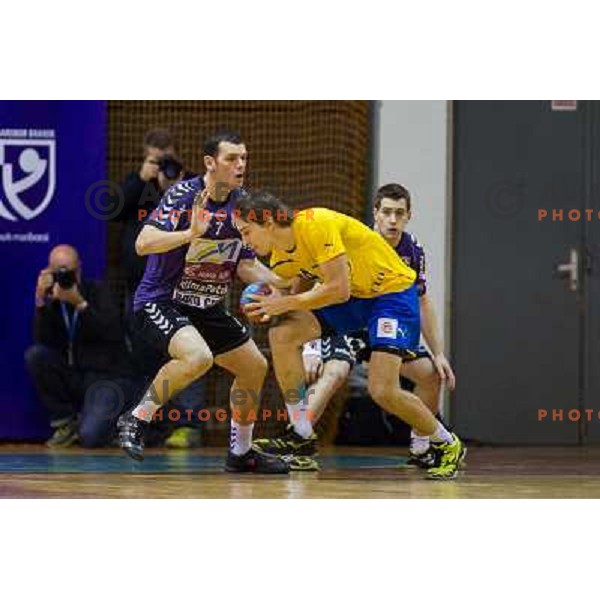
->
xmin=25 ymin=244 xmax=134 ymax=447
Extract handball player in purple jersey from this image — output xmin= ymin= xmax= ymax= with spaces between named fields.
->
xmin=117 ymin=130 xmax=289 ymax=473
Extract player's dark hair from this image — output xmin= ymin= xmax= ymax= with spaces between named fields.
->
xmin=143 ymin=128 xmax=173 ymax=150
xmin=374 ymin=183 xmax=411 ymax=211
xmin=235 ymin=190 xmax=295 ymax=226
xmin=203 ymin=130 xmax=243 ymax=158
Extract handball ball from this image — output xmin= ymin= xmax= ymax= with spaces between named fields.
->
xmin=240 ymin=282 xmax=272 ymax=324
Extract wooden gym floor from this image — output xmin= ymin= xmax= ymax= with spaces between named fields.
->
xmin=0 ymin=445 xmax=599 ymax=498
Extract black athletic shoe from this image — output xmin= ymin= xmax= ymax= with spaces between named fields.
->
xmin=252 ymin=424 xmax=318 ymax=457
xmin=117 ymin=413 xmax=148 ymax=461
xmin=407 ymin=447 xmax=438 ymax=469
xmin=225 ymin=448 xmax=290 ymax=474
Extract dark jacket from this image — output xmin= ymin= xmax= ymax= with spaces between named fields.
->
xmin=33 ymin=280 xmax=131 ymax=375
xmin=109 ymin=172 xmax=162 ymax=291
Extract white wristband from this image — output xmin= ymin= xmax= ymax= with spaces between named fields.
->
xmin=302 ymin=339 xmax=322 ymax=358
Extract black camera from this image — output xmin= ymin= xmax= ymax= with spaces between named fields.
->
xmin=53 ymin=267 xmax=77 ymax=290
xmin=158 ymin=155 xmax=183 ymax=180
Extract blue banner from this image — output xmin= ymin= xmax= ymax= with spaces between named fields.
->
xmin=0 ymin=101 xmax=107 ymax=439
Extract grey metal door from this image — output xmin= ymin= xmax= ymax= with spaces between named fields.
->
xmin=452 ymin=100 xmax=588 ymax=444
xmin=583 ymin=104 xmax=600 ymax=443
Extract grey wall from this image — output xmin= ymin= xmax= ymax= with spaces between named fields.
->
xmin=375 ymin=101 xmax=450 ymax=369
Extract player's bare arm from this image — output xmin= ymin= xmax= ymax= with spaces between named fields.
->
xmin=236 ymin=258 xmax=293 ymax=289
xmin=246 ymin=254 xmax=350 ymax=317
xmin=419 ymin=292 xmax=456 ymax=389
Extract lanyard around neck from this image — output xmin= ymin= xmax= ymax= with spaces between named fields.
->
xmin=60 ymin=302 xmax=79 ymax=366
xmin=60 ymin=302 xmax=79 ymax=341
xmin=60 ymin=302 xmax=79 ymax=346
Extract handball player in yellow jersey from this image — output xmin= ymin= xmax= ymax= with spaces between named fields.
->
xmin=235 ymin=191 xmax=465 ymax=479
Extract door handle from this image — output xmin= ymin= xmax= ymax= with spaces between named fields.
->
xmin=556 ymin=248 xmax=579 ymax=292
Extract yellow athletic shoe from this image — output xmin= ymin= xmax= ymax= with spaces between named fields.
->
xmin=165 ymin=427 xmax=203 ymax=449
xmin=285 ymin=455 xmax=321 ymax=471
xmin=426 ymin=433 xmax=466 ymax=480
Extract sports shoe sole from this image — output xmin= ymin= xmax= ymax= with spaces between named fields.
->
xmin=224 ymin=464 xmax=289 ymax=474
xmin=251 ymin=443 xmax=318 ymax=458
xmin=120 ymin=445 xmax=144 ymax=461
xmin=46 ymin=433 xmax=79 ymax=448
xmin=284 ymin=455 xmax=320 ymax=471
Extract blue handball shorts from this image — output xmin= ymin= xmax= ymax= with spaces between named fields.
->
xmin=313 ymin=284 xmax=421 ymax=359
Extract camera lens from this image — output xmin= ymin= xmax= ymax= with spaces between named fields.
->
xmin=159 ymin=156 xmax=183 ymax=180
xmin=53 ymin=268 xmax=77 ymax=289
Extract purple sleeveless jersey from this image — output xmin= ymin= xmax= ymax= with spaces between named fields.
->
xmin=133 ymin=177 xmax=254 ymax=312
xmin=395 ymin=231 xmax=427 ymax=296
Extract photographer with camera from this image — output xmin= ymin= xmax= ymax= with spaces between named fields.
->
xmin=110 ymin=128 xmax=188 ymax=293
xmin=25 ymin=244 xmax=134 ymax=447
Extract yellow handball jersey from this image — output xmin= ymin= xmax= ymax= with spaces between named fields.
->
xmin=270 ymin=208 xmax=416 ymax=298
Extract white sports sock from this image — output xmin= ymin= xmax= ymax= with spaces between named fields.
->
xmin=230 ymin=420 xmax=254 ymax=456
xmin=287 ymin=399 xmax=313 ymax=439
xmin=430 ymin=422 xmax=453 ymax=444
xmin=410 ymin=430 xmax=430 ymax=455
xmin=132 ymin=392 xmax=162 ymax=423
